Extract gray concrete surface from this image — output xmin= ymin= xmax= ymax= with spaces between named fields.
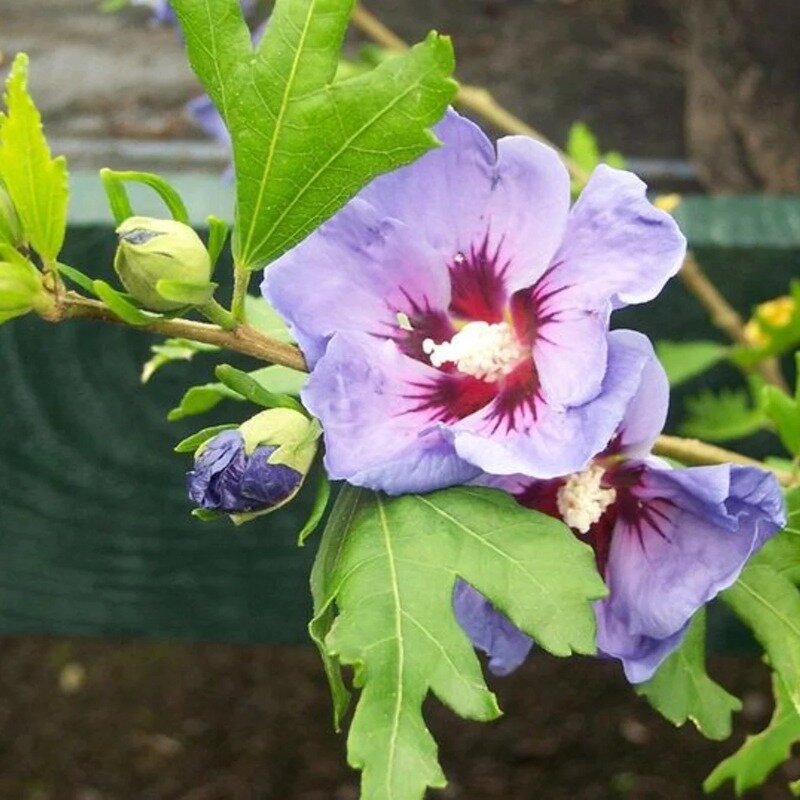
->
xmin=0 ymin=0 xmax=199 ymax=139
xmin=0 ymin=0 xmax=687 ymax=163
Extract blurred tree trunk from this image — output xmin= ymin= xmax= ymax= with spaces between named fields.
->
xmin=686 ymin=0 xmax=800 ymax=192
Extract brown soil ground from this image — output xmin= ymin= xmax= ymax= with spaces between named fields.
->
xmin=0 ymin=639 xmax=796 ymax=799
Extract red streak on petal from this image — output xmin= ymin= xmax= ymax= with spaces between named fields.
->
xmin=404 ymin=373 xmax=498 ymax=424
xmin=509 ymin=289 xmax=537 ymax=346
xmin=516 ymin=478 xmax=562 ymax=518
xmin=384 ymin=232 xmax=552 ymax=431
xmin=586 ymin=506 xmax=618 ymax=575
xmin=484 ymin=358 xmax=541 ymax=433
xmin=449 ymin=234 xmax=510 ymax=324
xmin=595 ymin=468 xmax=677 ymax=574
xmin=378 ymin=290 xmax=456 ymax=364
xmin=509 ymin=260 xmax=572 ymax=346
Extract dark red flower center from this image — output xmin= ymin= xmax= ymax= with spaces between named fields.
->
xmin=516 ymin=462 xmax=675 ymax=575
xmin=388 ymin=234 xmax=549 ymax=430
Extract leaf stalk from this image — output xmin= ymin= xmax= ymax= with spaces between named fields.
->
xmin=231 ymin=261 xmax=250 ymax=321
xmin=199 ymin=297 xmax=239 ymax=330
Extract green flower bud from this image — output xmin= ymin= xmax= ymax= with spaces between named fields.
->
xmin=0 ymin=245 xmax=53 ymax=324
xmin=114 ymin=216 xmax=212 ymax=312
xmin=0 ymin=183 xmax=22 ymax=247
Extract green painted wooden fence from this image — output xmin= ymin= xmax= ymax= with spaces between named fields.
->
xmin=0 ymin=172 xmax=799 ymax=645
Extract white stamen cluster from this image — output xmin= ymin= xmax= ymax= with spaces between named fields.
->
xmin=422 ymin=321 xmax=526 ymax=382
xmin=556 ymin=465 xmax=616 ymax=535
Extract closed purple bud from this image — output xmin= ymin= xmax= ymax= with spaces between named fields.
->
xmin=187 ymin=430 xmax=302 ymax=514
xmin=186 ymin=409 xmax=320 ymax=522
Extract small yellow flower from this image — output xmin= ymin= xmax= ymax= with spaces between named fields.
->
xmin=744 ymin=295 xmax=796 ymax=348
xmin=654 ymin=194 xmax=682 ymax=214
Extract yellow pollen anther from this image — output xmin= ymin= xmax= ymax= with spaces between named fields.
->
xmin=396 ymin=311 xmax=413 ymax=331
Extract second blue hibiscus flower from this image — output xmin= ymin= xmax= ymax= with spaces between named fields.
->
xmin=455 ymin=333 xmax=786 ymax=682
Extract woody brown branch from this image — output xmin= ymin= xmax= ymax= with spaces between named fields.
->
xmin=679 ymin=253 xmax=788 ymax=390
xmin=41 ymin=292 xmax=308 ymax=372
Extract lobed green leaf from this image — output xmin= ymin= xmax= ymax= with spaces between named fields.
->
xmin=679 ymin=386 xmax=766 ymax=443
xmin=722 ymin=563 xmax=800 ymax=718
xmin=317 ymin=486 xmax=606 ymax=800
xmin=705 ymin=672 xmax=800 ymax=796
xmin=637 ymin=610 xmax=741 ymax=741
xmin=172 ymin=0 xmax=456 ymax=270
